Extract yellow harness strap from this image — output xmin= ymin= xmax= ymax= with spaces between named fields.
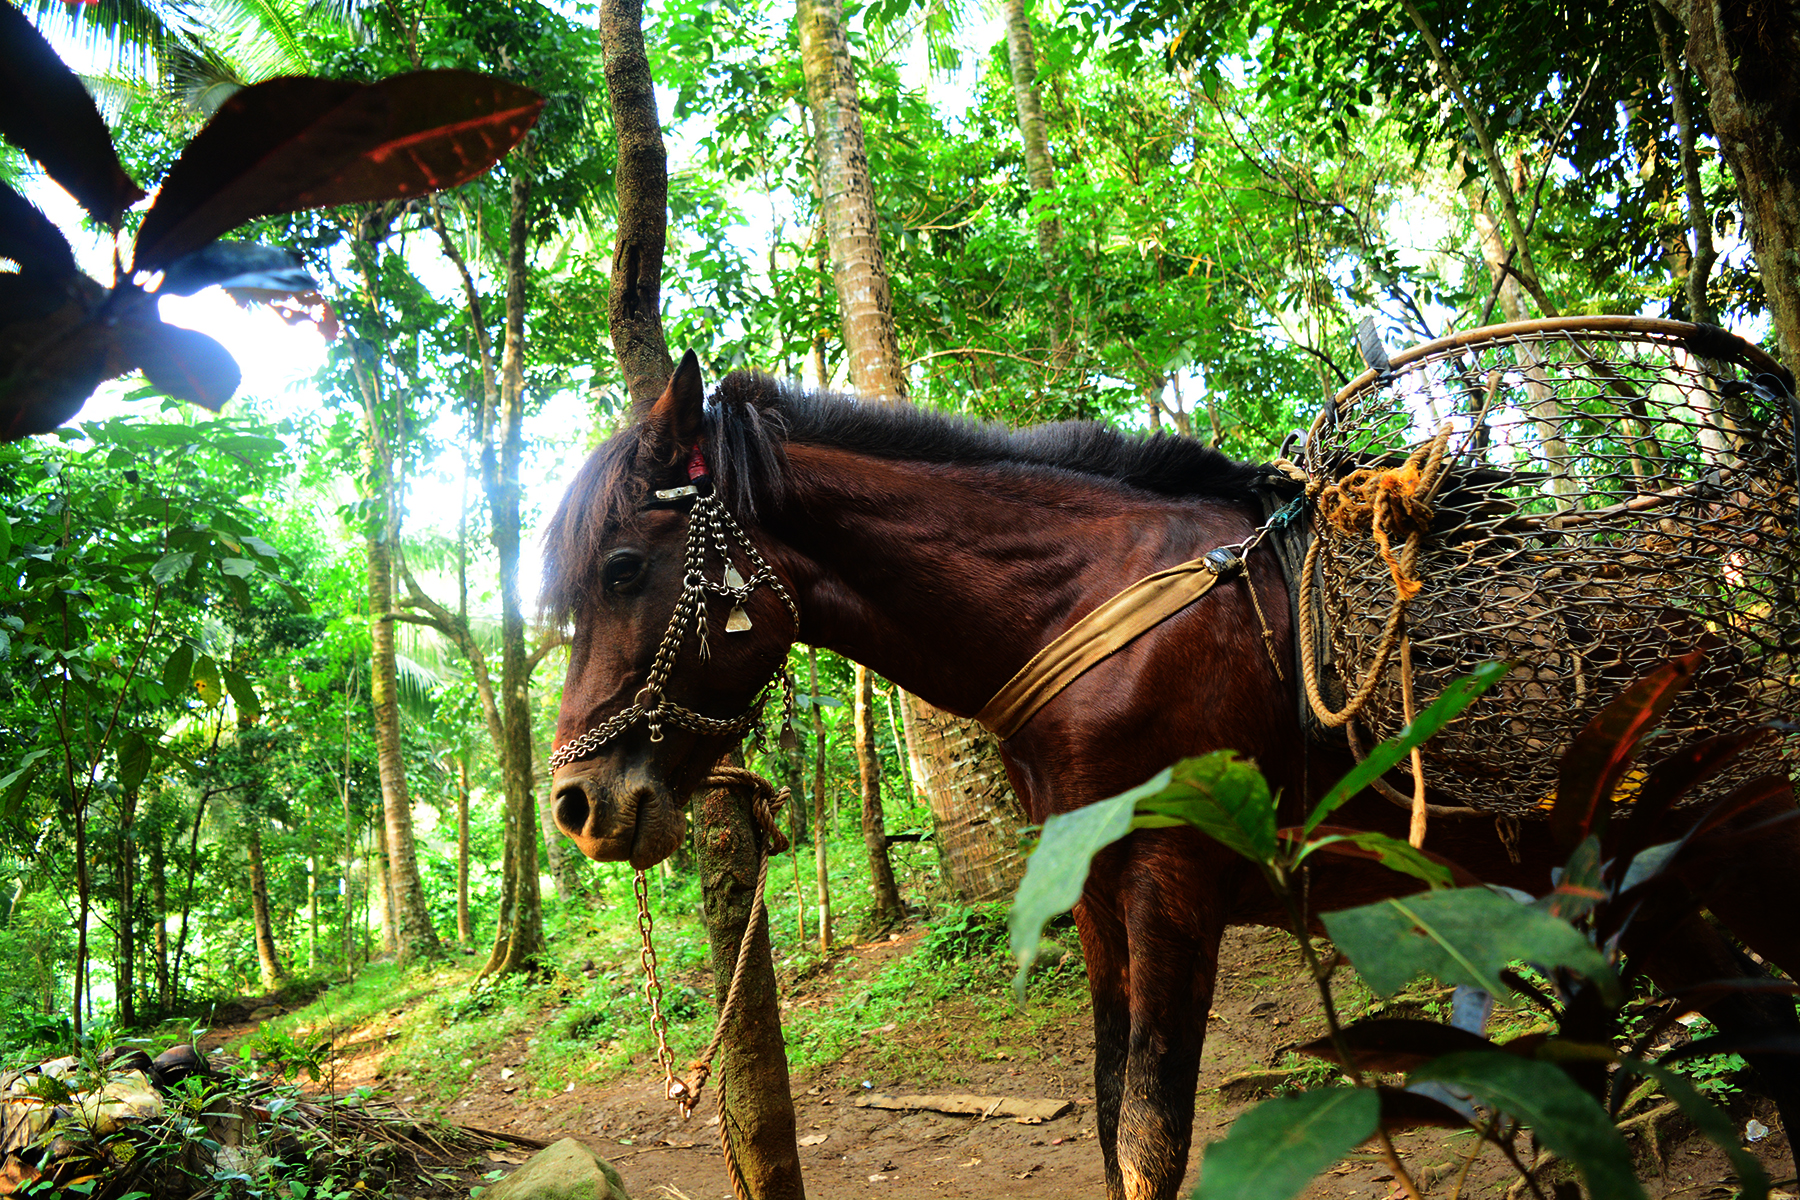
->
xmin=974 ymin=554 xmax=1237 ymax=741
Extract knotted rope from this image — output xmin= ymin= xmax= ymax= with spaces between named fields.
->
xmin=1297 ymin=424 xmax=1453 ymax=730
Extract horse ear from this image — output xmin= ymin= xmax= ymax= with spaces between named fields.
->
xmin=641 ymin=350 xmax=705 ymax=453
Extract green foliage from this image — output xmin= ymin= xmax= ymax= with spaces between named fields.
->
xmin=1194 ymin=1088 xmax=1379 ymax=1200
xmin=1411 ymin=1053 xmax=1647 ymax=1200
xmin=1320 ymin=890 xmax=1619 ymax=1006
xmin=1009 ymin=661 xmax=1775 ymax=1198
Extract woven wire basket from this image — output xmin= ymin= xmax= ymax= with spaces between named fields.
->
xmin=1300 ymin=317 xmax=1800 ymax=816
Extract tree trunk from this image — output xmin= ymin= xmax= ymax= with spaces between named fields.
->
xmin=602 ymin=4 xmax=804 ymax=1189
xmin=809 ymin=649 xmax=832 ymax=952
xmin=482 ymin=167 xmax=547 ymax=978
xmin=116 ymin=784 xmax=137 ymax=1026
xmin=366 ymin=531 xmax=441 ymax=963
xmin=373 ymin=818 xmax=396 ymax=957
xmin=697 ymin=780 xmax=806 ymax=1200
xmin=149 ymin=812 xmax=168 ymax=1009
xmin=800 ymin=0 xmax=1034 ymax=912
xmin=247 ymin=821 xmax=284 ymax=991
xmin=457 ymin=755 xmax=472 ymax=945
xmin=1472 ymin=202 xmax=1576 ymax=500
xmin=1003 ymin=0 xmax=1060 ymax=261
xmin=902 ymin=697 xmax=1028 ymax=902
xmin=798 ymin=0 xmax=908 ymax=402
xmin=601 ymin=0 xmax=676 ymax=399
xmin=307 ymin=854 xmax=318 ymax=971
xmin=1001 ymin=0 xmax=1074 ymax=365
xmin=1658 ymin=0 xmax=1800 ymax=366
xmin=539 ymin=761 xmax=579 ymax=902
xmin=171 ymin=788 xmax=208 ymax=1005
xmin=854 ymin=665 xmax=904 ymax=928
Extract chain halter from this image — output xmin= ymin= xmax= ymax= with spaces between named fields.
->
xmin=549 ymin=444 xmax=801 ymax=771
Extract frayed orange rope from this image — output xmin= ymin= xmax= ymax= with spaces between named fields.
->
xmin=1317 ymin=438 xmax=1443 ymax=601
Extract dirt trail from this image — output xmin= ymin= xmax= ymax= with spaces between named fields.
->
xmin=232 ymin=926 xmax=1795 ymax=1200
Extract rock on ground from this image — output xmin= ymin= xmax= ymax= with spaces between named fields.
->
xmin=483 ymin=1138 xmax=630 ymax=1200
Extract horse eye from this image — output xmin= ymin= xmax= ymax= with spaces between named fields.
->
xmin=602 ymin=550 xmax=648 ymax=595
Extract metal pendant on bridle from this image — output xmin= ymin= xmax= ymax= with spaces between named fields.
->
xmin=548 ymin=449 xmax=801 ymax=770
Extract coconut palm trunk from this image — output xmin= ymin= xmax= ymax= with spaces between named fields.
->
xmin=366 ymin=525 xmax=442 ymax=963
xmin=599 ymin=0 xmax=803 ymax=1187
xmin=800 ymin=0 xmax=1029 ymax=904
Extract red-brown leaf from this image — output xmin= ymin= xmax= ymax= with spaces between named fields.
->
xmin=1551 ymin=651 xmax=1703 ymax=855
xmin=0 ymin=1 xmax=144 ymax=227
xmin=133 ymin=70 xmax=543 ymax=272
xmin=1295 ymin=1019 xmax=1494 ymax=1074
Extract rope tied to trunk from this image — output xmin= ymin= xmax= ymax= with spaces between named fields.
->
xmin=683 ymin=765 xmax=789 ymax=1200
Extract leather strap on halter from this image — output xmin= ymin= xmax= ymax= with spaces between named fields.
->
xmin=975 ymin=550 xmax=1243 ymax=741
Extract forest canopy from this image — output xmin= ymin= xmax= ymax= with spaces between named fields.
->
xmin=1 ymin=0 xmax=1794 ymax=1063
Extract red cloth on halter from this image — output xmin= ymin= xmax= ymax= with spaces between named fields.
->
xmin=686 ymin=444 xmax=709 ymax=482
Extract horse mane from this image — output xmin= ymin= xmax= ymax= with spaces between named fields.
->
xmin=543 ymin=370 xmax=1283 ymax=622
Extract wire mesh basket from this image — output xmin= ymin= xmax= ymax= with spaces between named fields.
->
xmin=1299 ymin=317 xmax=1800 ymax=816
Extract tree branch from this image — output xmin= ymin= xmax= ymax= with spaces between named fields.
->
xmin=1400 ymin=0 xmax=1558 ymax=317
xmin=527 ymin=629 xmax=570 ymax=672
xmin=1650 ymin=0 xmax=1718 ymax=324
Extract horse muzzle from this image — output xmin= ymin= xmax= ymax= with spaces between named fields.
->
xmin=551 ymin=760 xmax=686 ymax=869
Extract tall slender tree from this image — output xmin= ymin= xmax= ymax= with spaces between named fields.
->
xmin=800 ymin=0 xmax=1029 ymax=904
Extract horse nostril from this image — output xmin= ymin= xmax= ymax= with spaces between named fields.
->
xmin=554 ymin=780 xmax=598 ymax=838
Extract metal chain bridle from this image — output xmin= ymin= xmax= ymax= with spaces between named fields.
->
xmin=548 ymin=486 xmax=801 ymax=771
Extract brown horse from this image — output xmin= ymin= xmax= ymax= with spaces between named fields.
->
xmin=544 ymin=354 xmax=1800 ymax=1200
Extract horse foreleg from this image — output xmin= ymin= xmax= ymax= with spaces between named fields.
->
xmin=1075 ymin=852 xmax=1224 ymax=1200
xmin=1109 ymin=841 xmax=1228 ymax=1200
xmin=1116 ymin=933 xmax=1216 ymax=1200
xmin=1075 ymin=891 xmax=1131 ymax=1199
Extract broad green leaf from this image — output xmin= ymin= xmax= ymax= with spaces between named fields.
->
xmin=1304 ymin=661 xmax=1508 ymax=834
xmin=1194 ymin=1088 xmax=1379 ymax=1200
xmin=0 ymin=746 xmax=53 ymax=795
xmin=1295 ymin=831 xmax=1453 ymax=888
xmin=1129 ymin=751 xmax=1276 ymax=863
xmin=192 ymin=655 xmax=223 ymax=707
xmin=162 ymin=644 xmax=194 ymax=698
xmin=1410 ymin=1053 xmax=1645 ymax=1200
xmin=0 ymin=514 xmax=11 ymax=562
xmin=150 ymin=550 xmax=195 ymax=585
xmin=1008 ymin=779 xmax=1145 ymax=1000
xmin=240 ymin=534 xmax=281 ymax=562
xmin=117 ymin=730 xmax=152 ymax=792
xmin=223 ymin=669 xmax=260 ymax=717
xmin=219 ymin=556 xmax=256 ymax=578
xmin=1321 ymin=888 xmax=1619 ymax=1005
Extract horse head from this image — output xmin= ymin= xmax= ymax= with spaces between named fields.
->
xmin=542 ymin=351 xmax=798 ymax=868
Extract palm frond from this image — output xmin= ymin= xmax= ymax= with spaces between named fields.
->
xmin=23 ymin=0 xmax=203 ymax=76
xmin=211 ymin=0 xmax=311 ymax=76
xmin=79 ymin=70 xmax=158 ymax=124
xmin=394 ymin=622 xmax=459 ymax=681
xmin=161 ymin=39 xmax=247 ymax=115
xmin=392 ymin=651 xmax=445 ymax=723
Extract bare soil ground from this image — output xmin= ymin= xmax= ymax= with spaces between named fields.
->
xmin=210 ymin=925 xmax=1797 ymax=1200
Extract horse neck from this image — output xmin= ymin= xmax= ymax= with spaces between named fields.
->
xmin=759 ymin=443 xmax=1261 ymax=717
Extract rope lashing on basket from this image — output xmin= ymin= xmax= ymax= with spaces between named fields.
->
xmin=1316 ymin=428 xmax=1453 ymax=601
xmin=1296 ymin=424 xmax=1454 ymax=732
